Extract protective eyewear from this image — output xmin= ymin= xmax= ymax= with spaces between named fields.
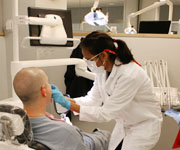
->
xmin=86 ymin=52 xmax=101 ymax=62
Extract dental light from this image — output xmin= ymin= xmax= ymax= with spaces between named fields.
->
xmin=124 ymin=0 xmax=173 ymax=34
xmin=83 ymin=0 xmax=112 ymax=32
xmin=84 ymin=8 xmax=108 ymax=26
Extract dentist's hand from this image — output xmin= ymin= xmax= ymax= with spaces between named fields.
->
xmin=165 ymin=109 xmax=180 ymax=128
xmin=51 ymin=84 xmax=71 ymax=110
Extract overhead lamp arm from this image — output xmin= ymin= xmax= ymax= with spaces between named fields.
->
xmin=91 ymin=0 xmax=100 ymax=11
xmin=126 ymin=0 xmax=173 ymax=32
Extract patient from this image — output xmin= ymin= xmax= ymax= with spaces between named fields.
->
xmin=13 ymin=67 xmax=110 ymax=150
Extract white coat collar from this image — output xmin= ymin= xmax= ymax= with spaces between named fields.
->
xmin=103 ymin=59 xmax=122 ymax=96
xmin=108 ymin=58 xmax=122 ymax=79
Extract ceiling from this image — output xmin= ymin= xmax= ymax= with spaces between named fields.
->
xmin=67 ymin=0 xmax=180 ymax=8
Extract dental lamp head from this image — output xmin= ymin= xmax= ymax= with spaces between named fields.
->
xmin=84 ymin=9 xmax=108 ymax=26
xmin=124 ymin=26 xmax=137 ymax=34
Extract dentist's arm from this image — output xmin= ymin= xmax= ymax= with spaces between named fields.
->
xmin=70 ymin=101 xmax=80 ymax=113
xmin=51 ymin=84 xmax=80 ymax=113
xmin=65 ymin=96 xmax=76 ymax=103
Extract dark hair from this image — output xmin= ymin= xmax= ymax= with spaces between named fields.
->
xmin=80 ymin=31 xmax=134 ymax=64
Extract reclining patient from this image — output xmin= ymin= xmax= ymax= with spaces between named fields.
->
xmin=13 ymin=67 xmax=110 ymax=150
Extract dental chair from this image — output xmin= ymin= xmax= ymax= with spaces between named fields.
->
xmin=0 ymin=104 xmax=50 ymax=150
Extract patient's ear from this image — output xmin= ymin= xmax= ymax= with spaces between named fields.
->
xmin=41 ymin=85 xmax=47 ymax=97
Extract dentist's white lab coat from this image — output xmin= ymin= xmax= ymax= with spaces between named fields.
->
xmin=74 ymin=61 xmax=162 ymax=150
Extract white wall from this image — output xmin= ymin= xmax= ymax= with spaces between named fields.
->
xmin=0 ymin=37 xmax=8 ymax=100
xmin=0 ymin=0 xmax=2 ymax=33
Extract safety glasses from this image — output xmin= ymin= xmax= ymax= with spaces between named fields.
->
xmin=83 ymin=53 xmax=101 ymax=71
xmin=85 ymin=52 xmax=101 ymax=62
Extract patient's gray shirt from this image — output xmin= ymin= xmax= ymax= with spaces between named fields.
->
xmin=30 ymin=116 xmax=87 ymax=150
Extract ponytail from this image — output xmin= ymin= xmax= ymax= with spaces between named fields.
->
xmin=81 ymin=31 xmax=134 ymax=64
xmin=115 ymin=40 xmax=134 ymax=64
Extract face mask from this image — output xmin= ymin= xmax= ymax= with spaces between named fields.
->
xmin=84 ymin=58 xmax=105 ymax=74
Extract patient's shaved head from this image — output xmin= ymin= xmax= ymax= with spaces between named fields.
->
xmin=13 ymin=67 xmax=47 ymax=104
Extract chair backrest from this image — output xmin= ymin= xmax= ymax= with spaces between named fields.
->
xmin=0 ymin=104 xmax=50 ymax=150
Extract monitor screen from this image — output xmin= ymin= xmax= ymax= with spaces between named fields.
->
xmin=28 ymin=7 xmax=73 ymax=47
xmin=138 ymin=21 xmax=171 ymax=34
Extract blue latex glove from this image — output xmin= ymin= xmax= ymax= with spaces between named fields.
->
xmin=164 ymin=109 xmax=180 ymax=128
xmin=51 ymin=84 xmax=71 ymax=110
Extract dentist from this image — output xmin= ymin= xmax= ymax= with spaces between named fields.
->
xmin=52 ymin=31 xmax=162 ymax=150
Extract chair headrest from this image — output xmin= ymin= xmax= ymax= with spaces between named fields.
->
xmin=0 ymin=112 xmax=24 ymax=136
xmin=0 ymin=104 xmax=33 ymax=145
